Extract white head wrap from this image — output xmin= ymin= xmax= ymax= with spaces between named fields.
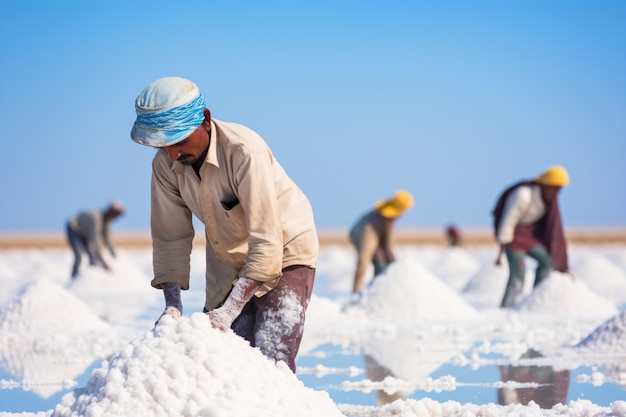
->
xmin=130 ymin=77 xmax=206 ymax=147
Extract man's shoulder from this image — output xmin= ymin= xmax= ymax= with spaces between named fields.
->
xmin=213 ymin=118 xmax=252 ymax=133
xmin=151 ymin=148 xmax=172 ymax=168
xmin=213 ymin=119 xmax=267 ymax=152
xmin=507 ymin=184 xmax=534 ymax=206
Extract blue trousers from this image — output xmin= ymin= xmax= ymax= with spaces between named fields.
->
xmin=66 ymin=223 xmax=96 ymax=279
xmin=500 ymin=244 xmax=552 ymax=308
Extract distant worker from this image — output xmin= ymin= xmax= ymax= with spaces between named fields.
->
xmin=66 ymin=201 xmax=125 ymax=279
xmin=492 ymin=166 xmax=569 ymax=307
xmin=445 ymin=224 xmax=462 ymax=246
xmin=349 ymin=190 xmax=414 ymax=293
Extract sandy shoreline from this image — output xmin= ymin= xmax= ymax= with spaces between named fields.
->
xmin=1 ymin=227 xmax=625 ymax=250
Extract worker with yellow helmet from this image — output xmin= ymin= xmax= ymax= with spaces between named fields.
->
xmin=492 ymin=166 xmax=570 ymax=307
xmin=349 ymin=190 xmax=414 ymax=293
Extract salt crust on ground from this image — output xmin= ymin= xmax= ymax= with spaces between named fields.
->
xmin=575 ymin=311 xmax=626 ymax=352
xmin=337 ymin=397 xmax=626 ymax=417
xmin=52 ymin=313 xmax=343 ymax=417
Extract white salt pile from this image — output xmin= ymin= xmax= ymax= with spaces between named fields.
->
xmin=575 ymin=311 xmax=626 ymax=353
xmin=355 ymin=258 xmax=478 ymax=320
xmin=0 ymin=280 xmax=120 ymax=397
xmin=0 ymin=279 xmax=112 ymax=335
xmin=515 ymin=272 xmax=617 ymax=318
xmin=52 ymin=313 xmax=343 ymax=417
xmin=569 ymin=311 xmax=626 ymax=388
xmin=461 ymin=263 xmax=509 ymax=308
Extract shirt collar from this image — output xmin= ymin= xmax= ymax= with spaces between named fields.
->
xmin=206 ymin=120 xmax=219 ymax=168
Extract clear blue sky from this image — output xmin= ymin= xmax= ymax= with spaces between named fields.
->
xmin=1 ymin=0 xmax=624 ymax=232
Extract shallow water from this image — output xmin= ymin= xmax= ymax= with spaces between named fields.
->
xmin=297 ymin=342 xmax=626 ymax=408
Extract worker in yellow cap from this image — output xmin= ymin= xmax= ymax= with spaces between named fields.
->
xmin=349 ymin=190 xmax=414 ymax=293
xmin=492 ymin=166 xmax=570 ymax=307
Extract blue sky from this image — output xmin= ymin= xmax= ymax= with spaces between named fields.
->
xmin=1 ymin=0 xmax=624 ymax=233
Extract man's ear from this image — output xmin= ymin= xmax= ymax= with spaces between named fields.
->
xmin=203 ymin=108 xmax=212 ymax=129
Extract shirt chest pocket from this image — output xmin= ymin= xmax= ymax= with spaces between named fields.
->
xmin=216 ymin=199 xmax=247 ymax=242
xmin=221 ymin=198 xmax=240 ymax=211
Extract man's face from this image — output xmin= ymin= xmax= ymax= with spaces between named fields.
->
xmin=162 ymin=119 xmax=210 ymax=166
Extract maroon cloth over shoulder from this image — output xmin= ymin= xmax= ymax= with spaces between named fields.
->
xmin=492 ymin=181 xmax=568 ymax=272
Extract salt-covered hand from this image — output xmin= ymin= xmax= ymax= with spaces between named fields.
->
xmin=207 ymin=306 xmax=239 ymax=331
xmin=158 ymin=282 xmax=183 ymax=325
xmin=156 ymin=306 xmax=182 ymax=325
xmin=206 ymin=277 xmax=261 ymax=331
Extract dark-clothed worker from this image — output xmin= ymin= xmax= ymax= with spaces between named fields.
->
xmin=493 ymin=166 xmax=570 ymax=307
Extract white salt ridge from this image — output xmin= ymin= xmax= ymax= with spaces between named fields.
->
xmin=0 ymin=280 xmax=120 ymax=398
xmin=564 ymin=312 xmax=626 ymax=390
xmin=356 ymin=258 xmax=478 ymax=320
xmin=461 ymin=263 xmax=509 ymax=308
xmin=337 ymin=398 xmax=626 ymax=417
xmin=0 ymin=279 xmax=111 ymax=335
xmin=576 ymin=311 xmax=626 ymax=353
xmin=52 ymin=313 xmax=343 ymax=417
xmin=514 ymin=271 xmax=617 ymax=318
xmin=335 ymin=258 xmax=480 ymax=390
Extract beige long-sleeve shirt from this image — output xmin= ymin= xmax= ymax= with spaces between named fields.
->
xmin=150 ymin=119 xmax=318 ymax=308
xmin=496 ymin=184 xmax=547 ymax=245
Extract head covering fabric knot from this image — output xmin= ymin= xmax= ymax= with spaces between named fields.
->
xmin=131 ymin=77 xmax=206 ymax=147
